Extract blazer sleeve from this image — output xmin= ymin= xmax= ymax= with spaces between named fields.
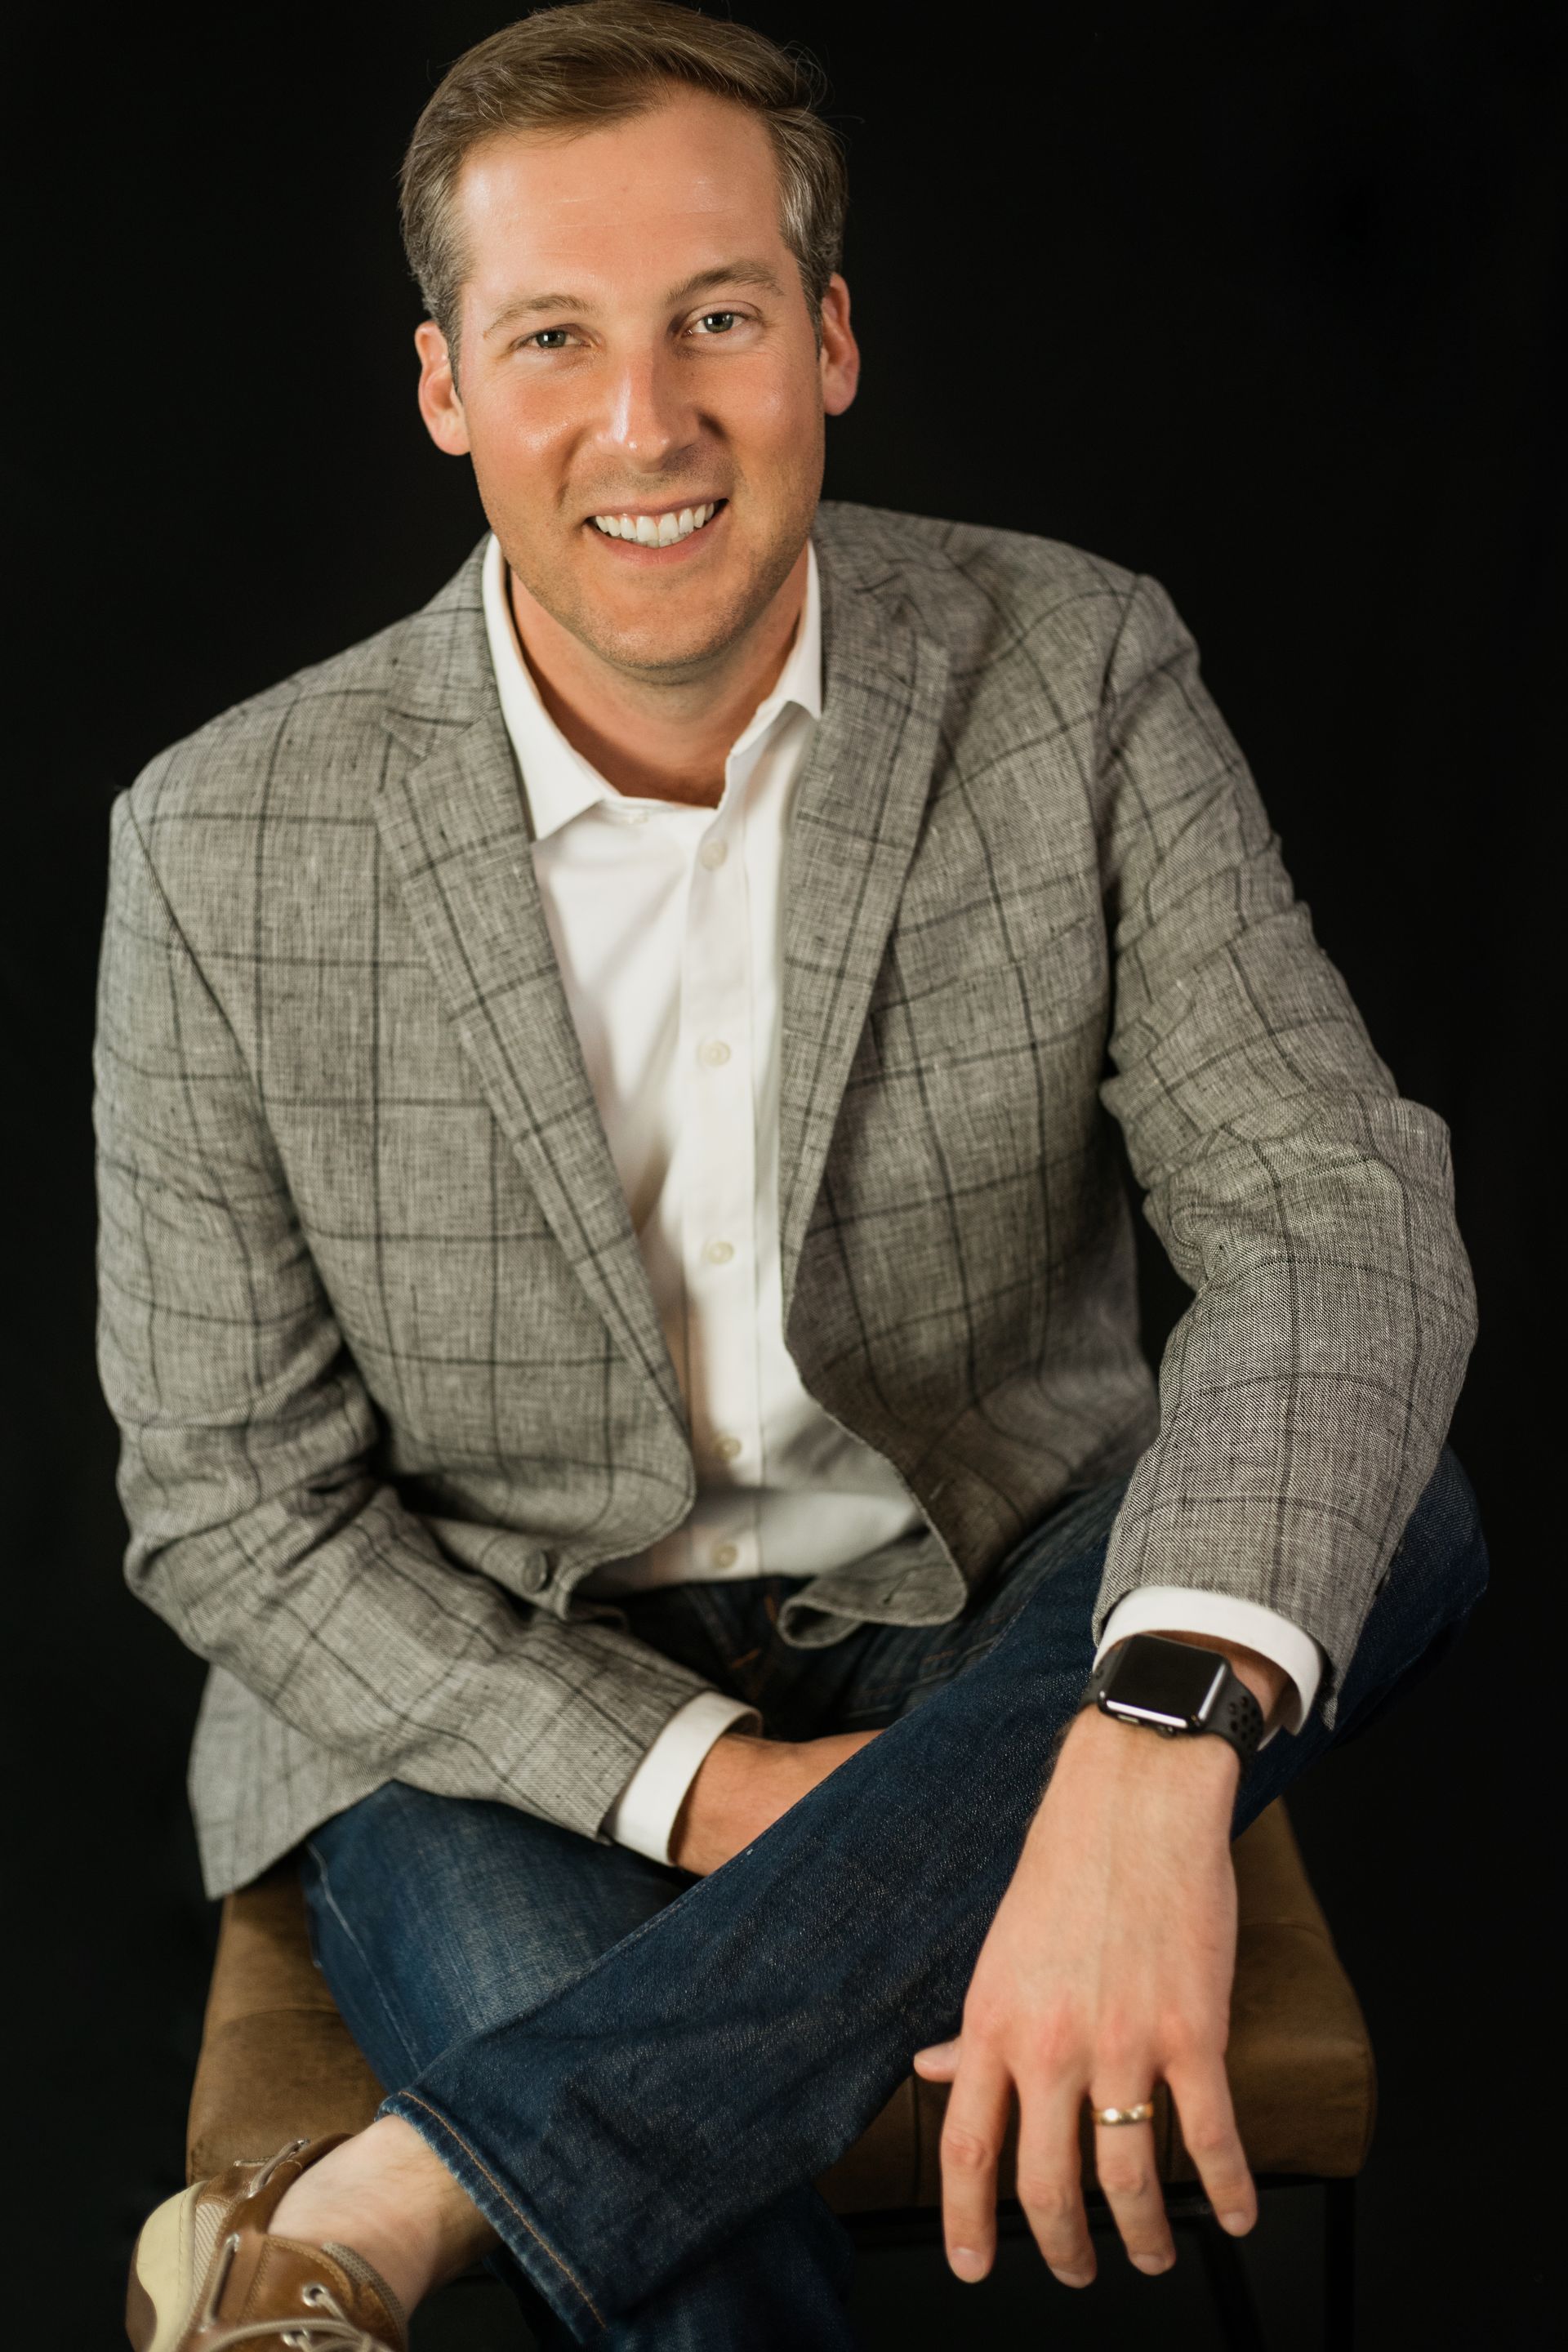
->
xmin=91 ymin=787 xmax=723 ymax=1843
xmin=1091 ymin=573 xmax=1479 ymax=1718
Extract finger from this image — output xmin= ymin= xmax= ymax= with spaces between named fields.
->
xmin=1088 ymin=2079 xmax=1174 ymax=2274
xmin=1168 ymin=2061 xmax=1256 ymax=2237
xmin=1013 ymin=2077 xmax=1096 ymax=2287
xmin=937 ymin=2044 xmax=1013 ymax=2283
xmin=912 ymin=2038 xmax=960 ymax=2079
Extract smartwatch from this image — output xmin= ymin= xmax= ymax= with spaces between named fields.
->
xmin=1077 ymin=1632 xmax=1263 ymax=1774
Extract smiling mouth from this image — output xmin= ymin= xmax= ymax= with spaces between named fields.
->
xmin=587 ymin=498 xmax=726 ymax=548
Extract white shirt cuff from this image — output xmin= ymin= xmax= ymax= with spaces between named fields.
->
xmin=1095 ymin=1588 xmax=1325 ymax=1742
xmin=601 ymin=1690 xmax=764 ymax=1864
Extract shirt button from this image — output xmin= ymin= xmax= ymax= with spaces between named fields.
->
xmin=623 ymin=807 xmax=650 ymax=825
xmin=699 ymin=1038 xmax=731 ymax=1066
xmin=703 ymin=1238 xmax=735 ymax=1264
xmin=712 ymin=1542 xmax=740 ymax=1568
xmin=699 ymin=838 xmax=728 ymax=868
xmin=713 ymin=1434 xmax=742 ymax=1461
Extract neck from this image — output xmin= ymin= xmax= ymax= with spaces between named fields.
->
xmin=506 ymin=549 xmax=808 ymax=809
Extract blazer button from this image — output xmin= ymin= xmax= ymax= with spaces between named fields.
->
xmin=520 ymin=1556 xmax=550 ymax=1596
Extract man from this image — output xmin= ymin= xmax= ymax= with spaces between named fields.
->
xmin=96 ymin=5 xmax=1486 ymax=2348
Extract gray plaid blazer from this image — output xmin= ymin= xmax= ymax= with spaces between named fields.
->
xmin=92 ymin=501 xmax=1478 ymax=1897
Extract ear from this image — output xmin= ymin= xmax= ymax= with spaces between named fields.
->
xmin=415 ymin=319 xmax=471 ymax=457
xmin=818 ymin=273 xmax=860 ymax=418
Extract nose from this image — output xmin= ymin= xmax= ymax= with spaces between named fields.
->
xmin=599 ymin=341 xmax=700 ymax=473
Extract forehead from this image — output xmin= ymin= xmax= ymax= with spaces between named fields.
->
xmin=452 ymin=90 xmax=787 ymax=299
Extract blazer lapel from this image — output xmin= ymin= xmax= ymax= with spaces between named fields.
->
xmin=372 ymin=573 xmax=689 ymax=1445
xmin=372 ymin=528 xmax=951 ymax=1437
xmin=776 ymin=536 xmax=951 ymax=1334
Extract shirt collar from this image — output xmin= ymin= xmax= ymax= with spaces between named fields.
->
xmin=480 ymin=528 xmax=823 ymax=845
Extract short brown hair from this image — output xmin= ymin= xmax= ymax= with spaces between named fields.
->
xmin=399 ymin=0 xmax=848 ymax=378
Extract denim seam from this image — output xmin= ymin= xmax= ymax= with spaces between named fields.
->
xmin=866 ymin=1576 xmax=1058 ymax=1713
xmin=301 ymin=1839 xmax=424 ymax=2082
xmin=853 ymin=1609 xmax=1027 ymax=1708
xmin=847 ymin=1486 xmax=1127 ymax=1709
xmin=394 ymin=2088 xmax=607 ymax=2329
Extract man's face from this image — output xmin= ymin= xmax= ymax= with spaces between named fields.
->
xmin=416 ymin=89 xmax=858 ymax=681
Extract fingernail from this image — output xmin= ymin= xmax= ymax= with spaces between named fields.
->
xmin=949 ymin=2247 xmax=987 ymax=2282
xmin=1219 ymin=2211 xmax=1250 ymax=2235
xmin=1053 ymin=2266 xmax=1094 ymax=2287
xmin=1132 ymin=2252 xmax=1174 ymax=2275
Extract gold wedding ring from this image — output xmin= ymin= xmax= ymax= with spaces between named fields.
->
xmin=1090 ymin=2100 xmax=1155 ymax=2127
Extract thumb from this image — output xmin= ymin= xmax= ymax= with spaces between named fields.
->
xmin=911 ymin=2037 xmax=962 ymax=2078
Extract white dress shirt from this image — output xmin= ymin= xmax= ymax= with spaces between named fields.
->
xmin=479 ymin=532 xmax=1324 ymax=1864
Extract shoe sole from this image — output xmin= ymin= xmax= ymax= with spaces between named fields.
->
xmin=126 ymin=2179 xmax=207 ymax=2352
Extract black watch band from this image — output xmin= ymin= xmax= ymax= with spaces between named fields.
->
xmin=1077 ymin=1633 xmax=1265 ymax=1774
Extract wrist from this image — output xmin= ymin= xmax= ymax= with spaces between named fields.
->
xmin=1040 ymin=1699 xmax=1240 ymax=1842
xmin=669 ymin=1730 xmax=781 ymax=1874
xmin=1054 ymin=1626 xmax=1279 ymax=1820
xmin=1060 ymin=1695 xmax=1241 ymax=1790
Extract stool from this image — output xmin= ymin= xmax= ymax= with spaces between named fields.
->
xmin=187 ymin=1800 xmax=1371 ymax=2349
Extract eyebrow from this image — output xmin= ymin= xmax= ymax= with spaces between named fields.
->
xmin=482 ymin=259 xmax=787 ymax=339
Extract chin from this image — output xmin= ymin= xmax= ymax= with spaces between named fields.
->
xmin=576 ymin=585 xmax=769 ymax=678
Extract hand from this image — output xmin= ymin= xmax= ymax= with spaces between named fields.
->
xmin=912 ymin=1638 xmax=1282 ymax=2289
xmin=670 ymin=1727 xmax=882 ymax=1877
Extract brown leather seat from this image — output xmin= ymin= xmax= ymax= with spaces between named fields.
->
xmin=186 ymin=1798 xmax=1374 ymax=2208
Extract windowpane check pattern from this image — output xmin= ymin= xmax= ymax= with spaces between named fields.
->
xmin=91 ymin=502 xmax=1479 ymax=1896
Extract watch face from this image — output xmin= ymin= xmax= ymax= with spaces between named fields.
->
xmin=1102 ymin=1635 xmax=1226 ymax=1729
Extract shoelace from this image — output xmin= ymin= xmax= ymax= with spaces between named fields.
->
xmin=204 ymin=2278 xmax=388 ymax=2350
xmin=195 ymin=2147 xmax=395 ymax=2351
xmin=241 ymin=2138 xmax=314 ymax=2200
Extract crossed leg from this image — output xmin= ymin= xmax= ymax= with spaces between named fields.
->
xmin=296 ymin=1784 xmax=858 ymax=2350
xmin=283 ymin=1446 xmax=1488 ymax=2346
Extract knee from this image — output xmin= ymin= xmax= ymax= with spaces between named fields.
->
xmin=1384 ymin=1441 xmax=1490 ymax=1625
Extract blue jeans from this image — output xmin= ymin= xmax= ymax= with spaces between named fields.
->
xmin=301 ymin=1445 xmax=1487 ymax=2349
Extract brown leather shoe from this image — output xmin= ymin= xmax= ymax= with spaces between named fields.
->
xmin=125 ymin=2132 xmax=408 ymax=2350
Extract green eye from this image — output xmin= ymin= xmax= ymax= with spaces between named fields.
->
xmin=696 ymin=311 xmax=740 ymax=333
xmin=528 ymin=329 xmax=571 ymax=350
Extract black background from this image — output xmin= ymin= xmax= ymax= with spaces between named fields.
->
xmin=11 ymin=3 xmax=1561 ymax=2344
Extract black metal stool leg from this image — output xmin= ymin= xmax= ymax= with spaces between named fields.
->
xmin=1189 ymin=2210 xmax=1269 ymax=2352
xmin=1324 ymin=2176 xmax=1356 ymax=2351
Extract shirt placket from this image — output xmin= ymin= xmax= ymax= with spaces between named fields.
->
xmin=678 ymin=785 xmax=762 ymax=1577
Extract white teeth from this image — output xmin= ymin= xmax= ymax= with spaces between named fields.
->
xmin=590 ymin=501 xmax=719 ymax=542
